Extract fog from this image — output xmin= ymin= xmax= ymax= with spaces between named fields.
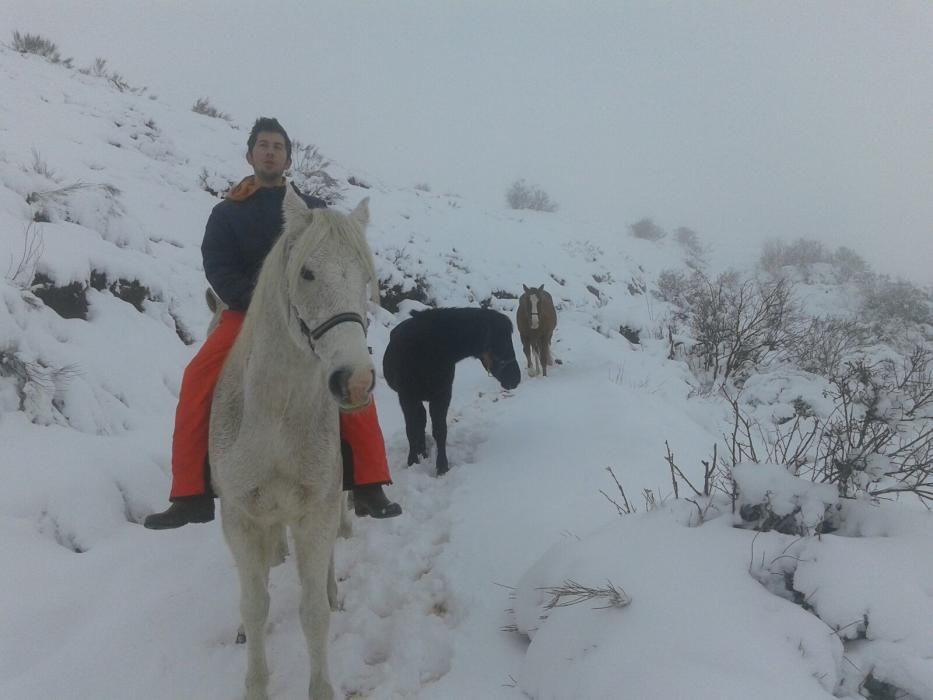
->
xmin=6 ymin=0 xmax=932 ymax=281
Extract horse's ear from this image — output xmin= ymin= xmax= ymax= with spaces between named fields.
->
xmin=282 ymin=184 xmax=309 ymax=225
xmin=538 ymin=284 xmax=546 ymax=293
xmin=523 ymin=284 xmax=530 ymax=293
xmin=350 ymin=197 xmax=370 ymax=228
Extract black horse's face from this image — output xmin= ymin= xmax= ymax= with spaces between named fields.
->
xmin=490 ymin=354 xmax=521 ymax=390
xmin=481 ymin=315 xmax=521 ymax=390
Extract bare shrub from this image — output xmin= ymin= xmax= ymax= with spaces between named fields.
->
xmin=0 ymin=344 xmax=79 ymax=421
xmin=192 ymin=97 xmax=232 ymax=122
xmin=506 ymin=178 xmax=559 ymax=213
xmin=289 ymin=140 xmax=342 ymax=203
xmin=788 ymin=317 xmax=871 ymax=376
xmin=12 ymin=31 xmax=72 ymax=66
xmin=540 ymin=580 xmax=631 ymax=610
xmin=629 ymin=218 xmax=666 ymax=241
xmin=653 ymin=268 xmax=689 ymax=306
xmin=668 ymin=270 xmax=799 ymax=386
xmin=86 ymin=57 xmax=109 ymax=77
xmin=26 ymin=181 xmax=123 ymax=228
xmin=5 ymin=221 xmax=44 ymax=287
xmin=413 ymin=183 xmax=432 ymax=192
xmin=27 ymin=182 xmax=121 ymax=204
xmin=78 ymin=57 xmax=146 ymax=94
xmin=28 ymin=148 xmax=56 ymax=180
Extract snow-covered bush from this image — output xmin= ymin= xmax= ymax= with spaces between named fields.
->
xmin=505 ymin=178 xmax=559 ymax=213
xmin=724 ymin=349 xmax=933 ymax=509
xmin=191 ymin=97 xmax=231 ymax=122
xmin=11 ymin=31 xmax=71 ymax=66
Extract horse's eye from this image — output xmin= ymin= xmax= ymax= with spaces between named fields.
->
xmin=300 ymin=267 xmax=315 ymax=281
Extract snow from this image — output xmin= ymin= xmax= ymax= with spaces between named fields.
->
xmin=1 ymin=45 xmax=932 ymax=700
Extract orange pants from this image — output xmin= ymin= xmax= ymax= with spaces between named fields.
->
xmin=170 ymin=310 xmax=391 ymax=499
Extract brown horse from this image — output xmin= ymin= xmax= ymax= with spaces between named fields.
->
xmin=516 ymin=284 xmax=557 ymax=377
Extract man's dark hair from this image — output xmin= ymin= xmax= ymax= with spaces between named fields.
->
xmin=247 ymin=117 xmax=292 ymax=159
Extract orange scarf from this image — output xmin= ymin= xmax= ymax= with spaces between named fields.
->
xmin=225 ymin=175 xmax=286 ymax=201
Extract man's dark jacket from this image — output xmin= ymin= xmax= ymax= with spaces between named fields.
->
xmin=201 ymin=177 xmax=326 ymax=311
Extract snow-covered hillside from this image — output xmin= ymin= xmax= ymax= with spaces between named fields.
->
xmin=2 ymin=45 xmax=932 ymax=700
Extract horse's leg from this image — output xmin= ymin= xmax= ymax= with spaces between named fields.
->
xmin=530 ymin=340 xmax=541 ymax=377
xmin=429 ymin=393 xmax=452 ymax=475
xmin=337 ymin=492 xmax=353 ymax=539
xmin=221 ymin=506 xmax=276 ymax=700
xmin=327 ymin=549 xmax=338 ymax=611
xmin=399 ymin=395 xmax=428 ymax=465
xmin=540 ymin=338 xmax=549 ymax=377
xmin=271 ymin=523 xmax=288 ymax=567
xmin=291 ymin=503 xmax=340 ymax=700
xmin=521 ymin=335 xmax=534 ymax=375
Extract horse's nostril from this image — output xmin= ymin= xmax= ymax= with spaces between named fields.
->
xmin=328 ymin=368 xmax=350 ymax=398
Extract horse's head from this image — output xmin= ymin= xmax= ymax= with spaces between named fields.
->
xmin=278 ymin=187 xmax=380 ymax=409
xmin=479 ymin=310 xmax=521 ymax=390
xmin=518 ymin=283 xmax=556 ymax=335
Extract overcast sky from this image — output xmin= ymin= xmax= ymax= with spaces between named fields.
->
xmin=6 ymin=1 xmax=932 ymax=281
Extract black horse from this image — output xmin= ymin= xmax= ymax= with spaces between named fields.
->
xmin=382 ymin=307 xmax=521 ymax=475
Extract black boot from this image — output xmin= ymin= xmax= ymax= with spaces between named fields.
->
xmin=143 ymin=495 xmax=215 ymax=529
xmin=352 ymin=484 xmax=402 ymax=519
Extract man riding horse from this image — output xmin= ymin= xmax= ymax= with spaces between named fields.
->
xmin=144 ymin=117 xmax=401 ymax=529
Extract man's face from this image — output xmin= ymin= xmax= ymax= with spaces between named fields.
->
xmin=247 ymin=131 xmax=291 ymax=182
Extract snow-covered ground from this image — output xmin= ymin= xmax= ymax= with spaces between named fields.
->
xmin=2 ymin=46 xmax=931 ymax=700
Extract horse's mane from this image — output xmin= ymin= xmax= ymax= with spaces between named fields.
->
xmin=240 ymin=201 xmax=379 ymax=344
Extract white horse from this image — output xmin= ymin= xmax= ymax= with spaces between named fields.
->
xmin=209 ymin=187 xmax=379 ymax=700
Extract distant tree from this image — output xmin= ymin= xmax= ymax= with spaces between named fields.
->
xmin=506 ymin=178 xmax=559 ymax=213
xmin=859 ymin=276 xmax=933 ymax=339
xmin=673 ymin=227 xmax=701 ymax=253
xmin=832 ymin=246 xmax=871 ymax=283
xmin=759 ymin=237 xmax=831 ymax=279
xmin=629 ymin=218 xmax=666 ymax=241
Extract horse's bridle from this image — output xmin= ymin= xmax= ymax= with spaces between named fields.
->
xmin=297 ymin=311 xmax=366 ymax=351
